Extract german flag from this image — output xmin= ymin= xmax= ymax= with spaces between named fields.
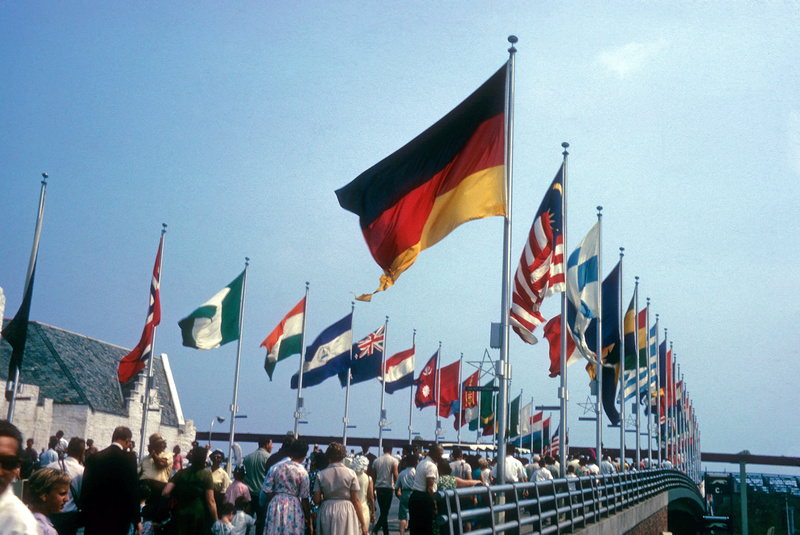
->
xmin=335 ymin=64 xmax=508 ymax=300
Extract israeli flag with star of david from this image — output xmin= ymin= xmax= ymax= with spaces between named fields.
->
xmin=566 ymin=222 xmax=600 ymax=362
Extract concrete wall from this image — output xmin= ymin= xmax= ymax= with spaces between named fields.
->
xmin=574 ymin=494 xmax=668 ymax=535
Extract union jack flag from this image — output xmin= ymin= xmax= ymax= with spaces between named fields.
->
xmin=510 ymin=165 xmax=566 ymax=344
xmin=338 ymin=325 xmax=385 ymax=386
xmin=355 ymin=325 xmax=384 ymax=359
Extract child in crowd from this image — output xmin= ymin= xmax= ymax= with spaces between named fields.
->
xmin=231 ymin=496 xmax=256 ymax=535
xmin=212 ymin=502 xmax=236 ymax=535
xmin=25 ymin=468 xmax=71 ymax=535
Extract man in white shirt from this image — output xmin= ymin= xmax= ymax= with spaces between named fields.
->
xmin=409 ymin=445 xmax=443 ymax=535
xmin=491 ymin=445 xmax=527 ymax=535
xmin=0 ymin=420 xmax=39 ymax=534
xmin=448 ymin=447 xmax=471 ymax=480
xmin=371 ymin=445 xmax=399 ymax=535
xmin=47 ymin=437 xmax=86 ymax=535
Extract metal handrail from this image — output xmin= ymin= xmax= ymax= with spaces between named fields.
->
xmin=435 ymin=468 xmax=701 ymax=535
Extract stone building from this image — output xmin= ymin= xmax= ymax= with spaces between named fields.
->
xmin=1 ymin=320 xmax=195 ymax=454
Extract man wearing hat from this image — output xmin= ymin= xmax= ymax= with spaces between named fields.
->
xmin=139 ymin=433 xmax=172 ymax=510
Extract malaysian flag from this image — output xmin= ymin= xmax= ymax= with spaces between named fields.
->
xmin=118 ymin=235 xmax=163 ymax=383
xmin=339 ymin=325 xmax=385 ymax=386
xmin=510 ymin=166 xmax=566 ymax=344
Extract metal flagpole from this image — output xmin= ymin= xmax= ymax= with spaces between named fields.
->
xmin=342 ymin=302 xmax=356 ymax=447
xmin=655 ymin=315 xmax=662 ymax=467
xmin=139 ymin=225 xmax=166 ymax=460
xmin=435 ymin=342 xmax=442 ymax=443
xmin=644 ymin=296 xmax=651 ymax=468
xmin=529 ymin=397 xmax=534 ymax=454
xmin=227 ymin=258 xmax=249 ymax=475
xmin=408 ymin=329 xmax=416 ymax=445
xmin=457 ymin=353 xmax=463 ymax=445
xmin=378 ymin=316 xmax=389 ymax=451
xmin=293 ymin=283 xmax=310 ymax=439
xmin=618 ymin=248 xmax=625 ymax=469
xmin=669 ymin=339 xmax=675 ymax=465
xmin=633 ymin=279 xmax=641 ymax=469
xmin=496 ymin=35 xmax=517 ymax=485
xmin=6 ymin=173 xmax=48 ymax=423
xmin=595 ymin=206 xmax=603 ymax=463
xmin=559 ymin=143 xmax=569 ymax=464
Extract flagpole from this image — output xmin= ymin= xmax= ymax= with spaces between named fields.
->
xmin=378 ymin=315 xmax=389 ymax=451
xmin=6 ymin=173 xmax=48 ymax=423
xmin=139 ymin=224 xmax=166 ymax=460
xmin=634 ymin=281 xmax=642 ymax=469
xmin=644 ymin=298 xmax=652 ymax=468
xmin=618 ymin=248 xmax=625 ymax=469
xmin=227 ymin=257 xmax=249 ymax=475
xmin=408 ymin=329 xmax=416 ymax=445
xmin=529 ymin=396 xmax=534 ymax=453
xmin=655 ymin=315 xmax=662 ymax=467
xmin=496 ymin=35 xmax=517 ymax=484
xmin=559 ymin=143 xmax=569 ymax=464
xmin=342 ymin=302 xmax=356 ymax=447
xmin=457 ymin=353 xmax=463 ymax=445
xmin=595 ymin=206 xmax=603 ymax=463
xmin=293 ymin=282 xmax=310 ymax=439
xmin=435 ymin=342 xmax=442 ymax=444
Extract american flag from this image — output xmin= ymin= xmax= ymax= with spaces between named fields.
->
xmin=355 ymin=325 xmax=384 ymax=358
xmin=118 ymin=235 xmax=163 ymax=383
xmin=547 ymin=424 xmax=560 ymax=456
xmin=510 ymin=166 xmax=566 ymax=344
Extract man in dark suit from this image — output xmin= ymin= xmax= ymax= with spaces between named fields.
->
xmin=81 ymin=426 xmax=141 ymax=535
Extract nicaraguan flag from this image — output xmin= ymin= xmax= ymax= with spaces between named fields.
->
xmin=381 ymin=346 xmax=415 ymax=394
xmin=291 ymin=313 xmax=353 ymax=389
xmin=566 ymin=222 xmax=600 ymax=361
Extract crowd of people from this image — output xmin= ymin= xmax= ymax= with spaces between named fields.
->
xmin=0 ymin=419 xmax=673 ymax=535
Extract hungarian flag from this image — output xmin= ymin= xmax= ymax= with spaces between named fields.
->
xmin=438 ymin=360 xmax=461 ymax=418
xmin=335 ymin=65 xmax=507 ymax=300
xmin=414 ymin=351 xmax=438 ymax=408
xmin=178 ymin=271 xmax=244 ymax=350
xmin=543 ymin=314 xmax=579 ymax=378
xmin=262 ymin=297 xmax=305 ymax=380
xmin=510 ymin=166 xmax=566 ymax=343
xmin=119 ymin=237 xmax=163 ymax=383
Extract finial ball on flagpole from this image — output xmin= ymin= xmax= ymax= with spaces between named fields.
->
xmin=508 ymin=35 xmax=518 ymax=44
xmin=42 ymin=173 xmax=48 ymax=179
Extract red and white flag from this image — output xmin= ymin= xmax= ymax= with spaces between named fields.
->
xmin=510 ymin=166 xmax=566 ymax=344
xmin=118 ymin=236 xmax=163 ymax=383
xmin=414 ymin=351 xmax=438 ymax=408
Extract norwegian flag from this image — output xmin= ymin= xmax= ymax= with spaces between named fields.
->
xmin=118 ymin=235 xmax=163 ymax=383
xmin=338 ymin=325 xmax=385 ymax=386
xmin=510 ymin=166 xmax=566 ymax=344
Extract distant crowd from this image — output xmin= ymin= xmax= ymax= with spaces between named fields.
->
xmin=0 ymin=420 xmax=673 ymax=535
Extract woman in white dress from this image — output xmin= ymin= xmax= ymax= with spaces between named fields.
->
xmin=313 ymin=442 xmax=367 ymax=535
xmin=349 ymin=455 xmax=374 ymax=530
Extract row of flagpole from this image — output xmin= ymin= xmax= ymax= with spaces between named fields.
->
xmin=2 ymin=38 xmax=702 ymax=478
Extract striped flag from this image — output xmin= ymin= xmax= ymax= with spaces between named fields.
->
xmin=290 ymin=312 xmax=353 ymax=389
xmin=262 ymin=297 xmax=305 ymax=380
xmin=178 ymin=271 xmax=244 ymax=350
xmin=382 ymin=346 xmax=415 ymax=394
xmin=118 ymin=236 xmax=163 ymax=383
xmin=543 ymin=314 xmax=580 ymax=377
xmin=510 ymin=167 xmax=565 ymax=344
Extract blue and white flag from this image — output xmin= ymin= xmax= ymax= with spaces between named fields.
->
xmin=291 ymin=312 xmax=353 ymax=389
xmin=566 ymin=222 xmax=600 ymax=362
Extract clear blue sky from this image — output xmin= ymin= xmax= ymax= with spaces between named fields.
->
xmin=2 ymin=1 xmax=798 ymax=473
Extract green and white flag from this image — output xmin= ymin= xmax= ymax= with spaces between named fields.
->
xmin=179 ymin=271 xmax=244 ymax=350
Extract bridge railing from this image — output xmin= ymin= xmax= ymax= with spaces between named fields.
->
xmin=435 ymin=468 xmax=701 ymax=535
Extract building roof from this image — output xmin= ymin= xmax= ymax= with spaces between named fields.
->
xmin=1 ymin=320 xmax=179 ymax=427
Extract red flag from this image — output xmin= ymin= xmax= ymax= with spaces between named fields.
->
xmin=454 ymin=368 xmax=480 ymax=429
xmin=414 ymin=351 xmax=438 ymax=408
xmin=543 ymin=315 xmax=580 ymax=378
xmin=438 ymin=360 xmax=461 ymax=418
xmin=118 ymin=236 xmax=163 ymax=383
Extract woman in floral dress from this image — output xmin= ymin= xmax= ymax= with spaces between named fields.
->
xmin=263 ymin=441 xmax=311 ymax=535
